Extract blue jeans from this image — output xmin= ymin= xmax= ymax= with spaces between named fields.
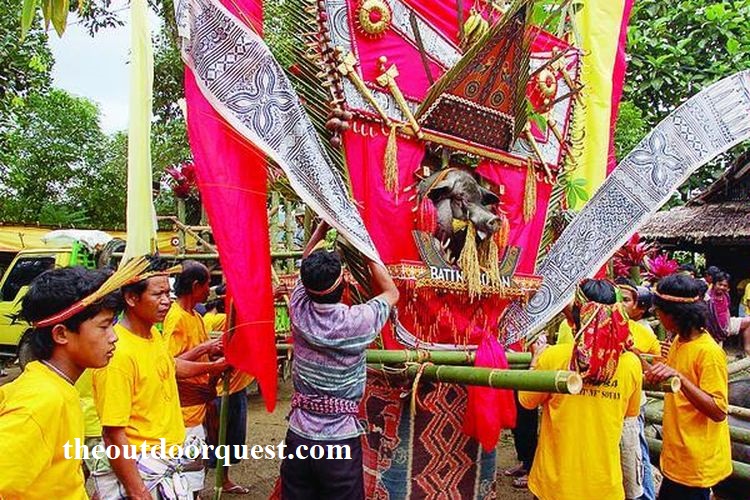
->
xmin=638 ymin=409 xmax=656 ymax=500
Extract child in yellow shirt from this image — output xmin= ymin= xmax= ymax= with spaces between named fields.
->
xmin=645 ymin=274 xmax=731 ymax=499
xmin=0 ymin=267 xmax=120 ymax=499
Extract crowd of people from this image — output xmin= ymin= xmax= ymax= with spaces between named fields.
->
xmin=0 ymin=230 xmax=742 ymax=499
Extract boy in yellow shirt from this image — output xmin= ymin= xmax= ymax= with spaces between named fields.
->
xmin=0 ymin=267 xmax=119 ymax=499
xmin=93 ymin=259 xmax=226 ymax=499
xmin=162 ymin=260 xmax=228 ymax=495
xmin=520 ymin=279 xmax=642 ymax=500
xmin=645 ymin=274 xmax=731 ymax=499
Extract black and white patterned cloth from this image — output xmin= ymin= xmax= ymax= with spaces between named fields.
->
xmin=501 ymin=70 xmax=750 ymax=344
xmin=176 ymin=0 xmax=381 ymax=263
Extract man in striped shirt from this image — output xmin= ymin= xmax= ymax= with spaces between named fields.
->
xmin=281 ymin=221 xmax=399 ymax=500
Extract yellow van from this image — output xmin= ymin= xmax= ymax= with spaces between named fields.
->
xmin=0 ymin=243 xmax=96 ymax=367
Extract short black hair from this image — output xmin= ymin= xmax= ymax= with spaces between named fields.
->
xmin=580 ymin=279 xmax=617 ymax=305
xmin=300 ymin=249 xmax=344 ymax=304
xmin=121 ymin=255 xmax=172 ymax=298
xmin=21 ymin=267 xmax=121 ymax=360
xmin=705 ymin=265 xmax=722 ymax=281
xmin=206 ymin=284 xmax=227 ymax=313
xmin=678 ymin=263 xmax=697 ymax=275
xmin=173 ymin=260 xmax=209 ymax=297
xmin=715 ymin=271 xmax=731 ymax=284
xmin=654 ymin=274 xmax=707 ymax=336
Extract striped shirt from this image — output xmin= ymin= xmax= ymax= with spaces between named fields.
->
xmin=288 ymin=282 xmax=390 ymax=441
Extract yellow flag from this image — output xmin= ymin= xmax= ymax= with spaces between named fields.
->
xmin=123 ymin=0 xmax=156 ymax=262
xmin=569 ymin=0 xmax=632 ymax=209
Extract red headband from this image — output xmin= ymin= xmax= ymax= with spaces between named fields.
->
xmin=305 ymin=269 xmax=344 ymax=296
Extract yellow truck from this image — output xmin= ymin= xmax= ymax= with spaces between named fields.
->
xmin=0 ymin=242 xmax=97 ymax=368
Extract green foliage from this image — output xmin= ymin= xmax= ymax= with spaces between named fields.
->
xmin=619 ymin=0 xmax=750 ymax=200
xmin=613 ymin=100 xmax=648 ymax=161
xmin=625 ymin=0 xmax=750 ymax=125
xmin=0 ymin=2 xmax=53 ymax=112
xmin=561 ymin=175 xmax=589 ymax=208
xmin=0 ymin=89 xmax=109 ymax=226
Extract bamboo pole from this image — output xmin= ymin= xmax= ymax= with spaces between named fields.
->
xmin=275 ymin=345 xmax=533 ymax=366
xmin=213 ymin=303 xmax=236 ymax=500
xmin=646 ymin=437 xmax=750 ymax=482
xmin=642 ymin=377 xmax=681 ymax=394
xmin=646 ymin=391 xmax=750 ymax=421
xmin=644 ymin=406 xmax=750 ymax=446
xmin=370 ymin=363 xmax=583 ymax=394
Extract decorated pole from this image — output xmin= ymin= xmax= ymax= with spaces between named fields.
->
xmin=647 ymin=438 xmax=750 ymax=482
xmin=369 ymin=364 xmax=583 ymax=394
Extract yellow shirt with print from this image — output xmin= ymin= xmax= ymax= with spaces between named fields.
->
xmin=630 ymin=320 xmax=660 ymax=355
xmin=661 ymin=331 xmax=731 ymax=487
xmin=519 ymin=343 xmax=642 ymax=500
xmin=93 ymin=324 xmax=185 ymax=448
xmin=163 ymin=302 xmax=211 ymax=427
xmin=0 ymin=362 xmax=87 ymax=500
xmin=204 ymin=311 xmax=254 ymax=396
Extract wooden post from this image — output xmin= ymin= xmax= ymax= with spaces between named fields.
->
xmin=176 ymin=198 xmax=187 ymax=254
xmin=284 ymin=199 xmax=295 ymax=273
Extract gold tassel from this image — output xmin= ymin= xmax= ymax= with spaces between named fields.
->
xmin=384 ymin=124 xmax=399 ymax=195
xmin=496 ymin=214 xmax=510 ymax=252
xmin=523 ymin=160 xmax=537 ymax=223
xmin=458 ymin=222 xmax=482 ymax=301
xmin=479 ymin=237 xmax=501 ymax=287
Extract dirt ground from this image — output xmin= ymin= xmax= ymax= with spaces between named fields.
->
xmin=199 ymin=379 xmax=532 ymax=499
xmin=0 ymin=366 xmax=529 ymax=498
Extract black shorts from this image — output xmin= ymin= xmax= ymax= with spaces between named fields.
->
xmin=280 ymin=430 xmax=363 ymax=500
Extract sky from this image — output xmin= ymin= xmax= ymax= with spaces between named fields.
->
xmin=48 ymin=10 xmax=162 ymax=134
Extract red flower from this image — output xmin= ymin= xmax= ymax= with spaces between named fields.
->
xmin=645 ymin=253 xmax=680 ymax=281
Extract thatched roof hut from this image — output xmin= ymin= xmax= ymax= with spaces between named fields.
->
xmin=641 ymin=151 xmax=750 ymax=309
xmin=641 ymin=151 xmax=750 ymax=247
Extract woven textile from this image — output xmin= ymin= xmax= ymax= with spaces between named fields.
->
xmin=501 ymin=70 xmax=750 ymax=343
xmin=361 ymin=371 xmax=497 ymax=499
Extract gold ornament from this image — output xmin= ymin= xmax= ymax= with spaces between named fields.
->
xmin=356 ymin=0 xmax=392 ymax=38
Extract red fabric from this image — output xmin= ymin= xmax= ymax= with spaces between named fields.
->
xmin=476 ymin=160 xmax=553 ymax=275
xmin=183 ymin=0 xmax=276 ymax=412
xmin=463 ymin=333 xmax=516 ymax=451
xmin=345 ymin=125 xmax=424 ymax=264
xmin=401 ymin=0 xmax=467 ymax=45
xmin=606 ymin=0 xmax=635 ymax=173
xmin=570 ymin=303 xmax=632 ymax=384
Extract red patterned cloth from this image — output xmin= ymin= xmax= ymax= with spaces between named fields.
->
xmin=570 ymin=302 xmax=633 ymax=384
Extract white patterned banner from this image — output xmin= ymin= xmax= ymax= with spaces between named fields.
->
xmin=176 ymin=0 xmax=381 ymax=264
xmin=501 ymin=70 xmax=750 ymax=343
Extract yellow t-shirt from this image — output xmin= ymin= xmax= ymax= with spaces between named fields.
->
xmin=742 ymin=281 xmax=750 ymax=309
xmin=163 ymin=302 xmax=210 ymax=427
xmin=556 ymin=320 xmax=574 ymax=345
xmin=630 ymin=320 xmax=660 ymax=356
xmin=0 ymin=361 xmax=87 ymax=500
xmin=93 ymin=324 xmax=185 ymax=448
xmin=519 ymin=344 xmax=642 ymax=500
xmin=74 ymin=368 xmax=101 ymax=438
xmin=661 ymin=332 xmax=732 ymax=487
xmin=203 ymin=311 xmax=226 ymax=334
xmin=204 ymin=311 xmax=254 ymax=395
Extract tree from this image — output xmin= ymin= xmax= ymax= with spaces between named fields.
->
xmin=0 ymin=89 xmax=108 ymax=225
xmin=616 ymin=0 xmax=750 ymax=201
xmin=0 ymin=3 xmax=52 ymax=116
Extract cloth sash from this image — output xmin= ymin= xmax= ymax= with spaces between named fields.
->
xmin=291 ymin=392 xmax=359 ymax=416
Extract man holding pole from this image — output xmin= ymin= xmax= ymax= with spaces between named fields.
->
xmin=280 ymin=220 xmax=399 ymax=499
xmin=645 ymin=274 xmax=731 ymax=499
xmin=519 ymin=279 xmax=643 ymax=500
